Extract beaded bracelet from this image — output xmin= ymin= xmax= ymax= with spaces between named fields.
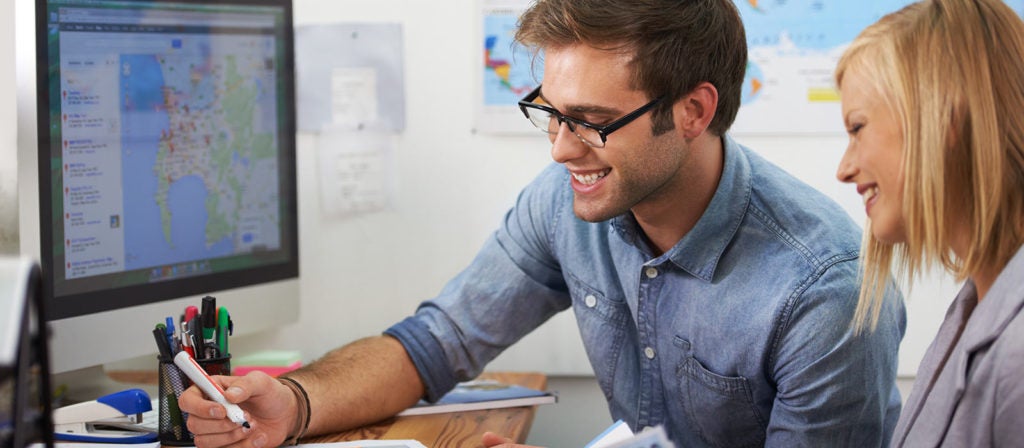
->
xmin=278 ymin=377 xmax=311 ymax=446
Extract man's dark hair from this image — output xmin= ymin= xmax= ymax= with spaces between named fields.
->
xmin=516 ymin=0 xmax=747 ymax=136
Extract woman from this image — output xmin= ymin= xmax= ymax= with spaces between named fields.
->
xmin=834 ymin=0 xmax=1024 ymax=446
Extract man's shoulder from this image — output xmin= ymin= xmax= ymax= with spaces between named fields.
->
xmin=741 ymin=147 xmax=847 ymax=219
xmin=739 ymin=147 xmax=861 ymax=265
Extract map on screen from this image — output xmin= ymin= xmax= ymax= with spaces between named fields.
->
xmin=59 ymin=17 xmax=282 ymax=281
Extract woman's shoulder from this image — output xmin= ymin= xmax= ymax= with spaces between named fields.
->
xmin=988 ymin=303 xmax=1024 ymax=443
xmin=993 ymin=302 xmax=1024 ymax=357
xmin=986 ymin=299 xmax=1024 ymax=395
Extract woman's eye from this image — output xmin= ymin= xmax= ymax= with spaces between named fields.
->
xmin=847 ymin=123 xmax=864 ymax=135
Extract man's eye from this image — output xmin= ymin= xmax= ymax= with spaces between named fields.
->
xmin=580 ymin=116 xmax=612 ymax=127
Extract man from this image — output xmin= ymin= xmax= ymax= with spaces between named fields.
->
xmin=180 ymin=1 xmax=905 ymax=446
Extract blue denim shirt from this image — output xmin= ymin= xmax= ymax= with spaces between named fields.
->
xmin=387 ymin=136 xmax=906 ymax=447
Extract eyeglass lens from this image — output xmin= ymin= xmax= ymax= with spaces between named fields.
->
xmin=523 ymin=108 xmax=603 ymax=147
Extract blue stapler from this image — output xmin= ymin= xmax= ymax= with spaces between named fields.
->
xmin=53 ymin=388 xmax=159 ymax=443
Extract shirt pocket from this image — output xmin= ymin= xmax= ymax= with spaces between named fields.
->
xmin=568 ymin=274 xmax=629 ymax=400
xmin=672 ymin=336 xmax=766 ymax=448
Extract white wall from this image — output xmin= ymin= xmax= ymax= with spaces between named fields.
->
xmin=254 ymin=0 xmax=562 ymax=370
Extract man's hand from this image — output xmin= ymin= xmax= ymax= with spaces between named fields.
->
xmin=481 ymin=431 xmax=542 ymax=448
xmin=178 ymin=371 xmax=297 ymax=448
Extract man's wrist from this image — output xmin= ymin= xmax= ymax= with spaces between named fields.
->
xmin=278 ymin=376 xmax=311 ymax=445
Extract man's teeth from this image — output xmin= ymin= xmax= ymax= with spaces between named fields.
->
xmin=863 ymin=186 xmax=879 ymax=205
xmin=573 ymin=170 xmax=609 ymax=185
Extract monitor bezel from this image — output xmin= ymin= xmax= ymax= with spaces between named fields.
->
xmin=35 ymin=0 xmax=299 ymax=321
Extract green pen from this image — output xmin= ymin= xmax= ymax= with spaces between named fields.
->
xmin=166 ymin=393 xmax=184 ymax=439
xmin=216 ymin=306 xmax=231 ymax=356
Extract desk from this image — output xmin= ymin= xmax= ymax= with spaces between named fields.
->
xmin=108 ymin=371 xmax=547 ymax=447
xmin=302 ymin=372 xmax=546 ymax=446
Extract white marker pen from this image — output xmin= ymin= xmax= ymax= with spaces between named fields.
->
xmin=173 ymin=351 xmax=251 ymax=428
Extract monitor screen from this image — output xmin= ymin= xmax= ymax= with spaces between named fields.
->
xmin=36 ymin=0 xmax=298 ymax=321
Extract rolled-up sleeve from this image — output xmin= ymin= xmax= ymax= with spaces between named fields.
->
xmin=385 ymin=163 xmax=573 ymax=402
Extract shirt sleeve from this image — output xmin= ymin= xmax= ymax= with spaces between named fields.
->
xmin=764 ymin=258 xmax=906 ymax=447
xmin=385 ymin=163 xmax=573 ymax=402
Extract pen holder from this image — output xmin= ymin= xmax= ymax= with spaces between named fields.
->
xmin=158 ymin=354 xmax=232 ymax=446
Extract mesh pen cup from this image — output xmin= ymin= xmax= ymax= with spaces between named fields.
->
xmin=157 ymin=354 xmax=232 ymax=446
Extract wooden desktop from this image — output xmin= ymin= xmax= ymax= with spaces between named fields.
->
xmin=300 ymin=372 xmax=547 ymax=446
xmin=108 ymin=370 xmax=547 ymax=447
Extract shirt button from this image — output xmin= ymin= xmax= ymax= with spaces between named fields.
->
xmin=644 ymin=347 xmax=656 ymax=359
xmin=585 ymin=294 xmax=597 ymax=308
xmin=645 ymin=267 xmax=659 ymax=279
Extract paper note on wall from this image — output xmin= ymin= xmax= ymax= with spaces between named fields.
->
xmin=331 ymin=67 xmax=378 ymax=128
xmin=316 ymin=126 xmax=392 ymax=218
xmin=296 ymin=23 xmax=405 ymax=133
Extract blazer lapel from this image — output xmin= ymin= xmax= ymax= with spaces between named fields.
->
xmin=901 ymin=245 xmax=1024 ymax=447
xmin=898 ymin=286 xmax=974 ymax=447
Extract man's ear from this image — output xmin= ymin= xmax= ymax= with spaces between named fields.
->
xmin=671 ymin=82 xmax=718 ymax=140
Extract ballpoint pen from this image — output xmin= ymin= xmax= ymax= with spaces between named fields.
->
xmin=183 ymin=305 xmax=199 ymax=357
xmin=165 ymin=316 xmax=177 ymax=354
xmin=173 ymin=351 xmax=250 ymax=428
xmin=153 ymin=325 xmax=172 ymax=360
xmin=188 ymin=317 xmax=205 ymax=359
xmin=184 ymin=305 xmax=199 ymax=326
xmin=181 ymin=318 xmax=195 ymax=359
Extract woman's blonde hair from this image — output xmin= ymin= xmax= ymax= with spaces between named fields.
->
xmin=836 ymin=0 xmax=1024 ymax=331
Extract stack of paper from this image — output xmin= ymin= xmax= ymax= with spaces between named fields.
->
xmin=585 ymin=421 xmax=675 ymax=448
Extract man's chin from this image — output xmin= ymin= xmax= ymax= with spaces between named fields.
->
xmin=572 ymin=200 xmax=621 ymax=223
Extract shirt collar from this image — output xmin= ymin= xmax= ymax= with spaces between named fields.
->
xmin=612 ymin=135 xmax=751 ymax=282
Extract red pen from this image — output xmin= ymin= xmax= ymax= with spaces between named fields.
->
xmin=182 ymin=305 xmax=199 ymax=358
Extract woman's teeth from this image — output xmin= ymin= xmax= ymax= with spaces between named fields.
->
xmin=863 ymin=186 xmax=878 ymax=205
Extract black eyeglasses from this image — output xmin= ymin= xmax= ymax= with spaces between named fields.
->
xmin=517 ymin=85 xmax=665 ymax=148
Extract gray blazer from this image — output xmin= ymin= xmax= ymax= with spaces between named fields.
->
xmin=892 ymin=245 xmax=1024 ymax=447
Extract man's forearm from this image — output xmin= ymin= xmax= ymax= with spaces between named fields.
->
xmin=284 ymin=335 xmax=425 ymax=436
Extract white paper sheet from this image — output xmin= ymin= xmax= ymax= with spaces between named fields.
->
xmin=297 ymin=441 xmax=427 ymax=448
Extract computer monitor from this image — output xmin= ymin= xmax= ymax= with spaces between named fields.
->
xmin=17 ymin=0 xmax=299 ymax=396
